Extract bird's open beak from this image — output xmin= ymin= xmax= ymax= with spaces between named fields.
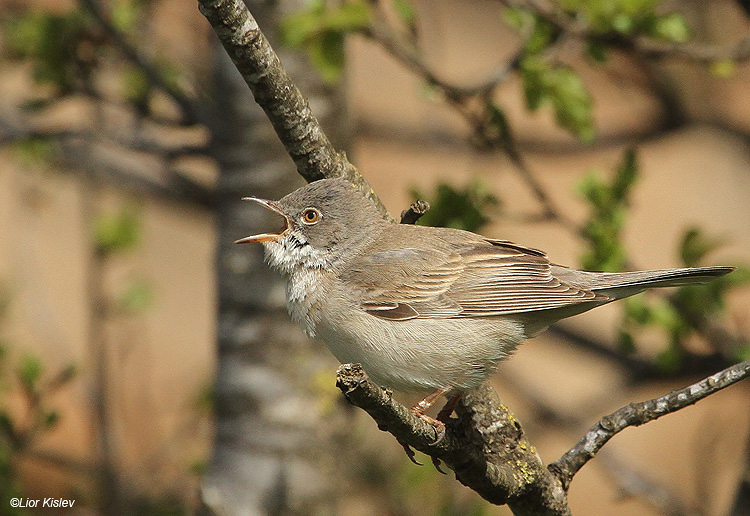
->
xmin=234 ymin=197 xmax=291 ymax=244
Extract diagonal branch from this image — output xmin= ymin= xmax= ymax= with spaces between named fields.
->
xmin=550 ymin=359 xmax=750 ymax=490
xmin=197 ymin=0 xmax=393 ymax=221
xmin=336 ymin=363 xmax=572 ymax=516
xmin=78 ymin=0 xmax=201 ymax=125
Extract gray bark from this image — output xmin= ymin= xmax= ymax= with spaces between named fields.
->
xmin=199 ymin=2 xmax=346 ymax=514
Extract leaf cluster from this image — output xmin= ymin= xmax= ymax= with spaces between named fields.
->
xmin=3 ymin=8 xmax=89 ymax=92
xmin=411 ymin=180 xmax=500 ymax=233
xmin=578 ymin=148 xmax=637 ymax=272
xmin=281 ymin=0 xmax=371 ymax=83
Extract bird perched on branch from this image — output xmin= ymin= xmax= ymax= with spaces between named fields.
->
xmin=236 ymin=178 xmax=733 ymax=434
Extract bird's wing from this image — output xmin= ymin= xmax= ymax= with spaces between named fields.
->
xmin=343 ymin=236 xmax=608 ymax=321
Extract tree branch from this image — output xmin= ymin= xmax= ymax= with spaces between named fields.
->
xmin=550 ymin=359 xmax=750 ymax=490
xmin=78 ymin=0 xmax=201 ymax=125
xmin=400 ymin=199 xmax=430 ymax=224
xmin=336 ymin=363 xmax=571 ymax=516
xmin=197 ymin=0 xmax=394 ymax=221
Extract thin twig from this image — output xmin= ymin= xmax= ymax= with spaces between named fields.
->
xmin=400 ymin=199 xmax=430 ymax=224
xmin=78 ymin=0 xmax=200 ymax=125
xmin=550 ymin=359 xmax=750 ymax=490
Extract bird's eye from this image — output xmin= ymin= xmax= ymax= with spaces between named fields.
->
xmin=301 ymin=208 xmax=320 ymax=225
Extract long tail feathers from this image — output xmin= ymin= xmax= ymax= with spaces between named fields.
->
xmin=553 ymin=266 xmax=735 ymax=300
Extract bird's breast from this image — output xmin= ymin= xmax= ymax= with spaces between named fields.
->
xmin=286 ymin=267 xmax=329 ymax=337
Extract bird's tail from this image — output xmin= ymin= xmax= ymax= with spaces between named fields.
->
xmin=553 ymin=266 xmax=735 ymax=300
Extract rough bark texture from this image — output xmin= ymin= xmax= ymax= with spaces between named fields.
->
xmin=336 ymin=364 xmax=571 ymax=516
xmin=199 ymin=2 xmax=346 ymax=514
xmin=550 ymin=358 xmax=750 ymax=490
xmin=197 ymin=0 xmax=393 ymax=221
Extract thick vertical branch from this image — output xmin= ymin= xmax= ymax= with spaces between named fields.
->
xmin=197 ymin=0 xmax=393 ymax=220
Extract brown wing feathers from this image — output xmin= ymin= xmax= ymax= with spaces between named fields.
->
xmin=350 ymin=232 xmax=606 ymax=320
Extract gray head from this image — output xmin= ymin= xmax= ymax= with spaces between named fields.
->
xmin=235 ymin=178 xmax=385 ymax=273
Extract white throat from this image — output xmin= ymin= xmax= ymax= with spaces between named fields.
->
xmin=263 ymin=232 xmax=330 ymax=337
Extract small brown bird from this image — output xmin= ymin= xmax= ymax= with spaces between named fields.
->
xmin=236 ymin=178 xmax=733 ymax=430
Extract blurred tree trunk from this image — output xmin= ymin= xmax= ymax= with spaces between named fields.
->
xmin=200 ymin=1 xmax=348 ymax=515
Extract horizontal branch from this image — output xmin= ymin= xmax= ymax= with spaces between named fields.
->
xmin=197 ymin=0 xmax=393 ymax=221
xmin=336 ymin=363 xmax=571 ymax=516
xmin=550 ymin=359 xmax=750 ymax=490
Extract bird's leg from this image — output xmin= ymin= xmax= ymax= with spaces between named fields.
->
xmin=436 ymin=392 xmax=462 ymax=423
xmin=410 ymin=387 xmax=452 ymax=444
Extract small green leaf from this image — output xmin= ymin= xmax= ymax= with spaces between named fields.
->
xmin=617 ymin=329 xmax=636 ymax=354
xmin=710 ymin=60 xmax=736 ymax=78
xmin=118 ymin=280 xmax=153 ymax=314
xmin=280 ymin=1 xmax=370 ymax=83
xmin=11 ymin=136 xmax=56 ymax=167
xmin=94 ymin=206 xmax=141 ymax=255
xmin=308 ymin=31 xmax=346 ymax=84
xmin=679 ymin=227 xmax=724 ymax=267
xmin=656 ymin=344 xmax=684 ymax=374
xmin=17 ymin=355 xmax=43 ymax=392
xmin=41 ymin=410 xmax=59 ymax=430
xmin=650 ymin=13 xmax=690 ymax=43
xmin=122 ymin=65 xmax=150 ymax=105
xmin=586 ymin=40 xmax=609 ymax=63
xmin=520 ymin=57 xmax=594 ymax=141
xmin=392 ymin=0 xmax=416 ymax=27
xmin=111 ymin=0 xmax=142 ymax=32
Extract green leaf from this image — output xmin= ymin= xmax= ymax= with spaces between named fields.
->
xmin=94 ymin=206 xmax=141 ymax=255
xmin=586 ymin=40 xmax=609 ymax=63
xmin=122 ymin=65 xmax=150 ymax=105
xmin=118 ymin=279 xmax=153 ymax=314
xmin=17 ymin=355 xmax=43 ymax=392
xmin=710 ymin=60 xmax=736 ymax=79
xmin=650 ymin=13 xmax=690 ymax=43
xmin=679 ymin=227 xmax=724 ymax=267
xmin=4 ymin=8 xmax=88 ymax=91
xmin=10 ymin=136 xmax=56 ymax=167
xmin=612 ymin=148 xmax=638 ymax=201
xmin=520 ymin=57 xmax=594 ymax=141
xmin=111 ymin=0 xmax=142 ymax=32
xmin=393 ymin=0 xmax=416 ymax=27
xmin=280 ymin=1 xmax=371 ymax=83
xmin=308 ymin=31 xmax=346 ymax=84
xmin=617 ymin=329 xmax=636 ymax=354
xmin=411 ymin=180 xmax=500 ymax=232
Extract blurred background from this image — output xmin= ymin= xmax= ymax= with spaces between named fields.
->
xmin=0 ymin=0 xmax=749 ymax=515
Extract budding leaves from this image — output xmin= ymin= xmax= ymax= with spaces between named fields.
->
xmin=281 ymin=0 xmax=371 ymax=83
xmin=578 ymin=148 xmax=638 ymax=272
xmin=411 ymin=180 xmax=500 ymax=233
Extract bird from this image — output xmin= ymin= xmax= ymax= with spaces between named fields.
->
xmin=235 ymin=177 xmax=734 ymax=431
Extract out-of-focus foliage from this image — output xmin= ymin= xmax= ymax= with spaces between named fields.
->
xmin=94 ymin=205 xmax=141 ymax=255
xmin=281 ymin=0 xmax=371 ymax=83
xmin=558 ymin=0 xmax=690 ymax=41
xmin=411 ymin=180 xmax=500 ymax=232
xmin=578 ymin=152 xmax=749 ymax=366
xmin=578 ymin=148 xmax=638 ymax=272
xmin=505 ymin=9 xmax=595 ymax=142
xmin=0 ymin=306 xmax=77 ymax=514
xmin=3 ymin=8 xmax=89 ymax=92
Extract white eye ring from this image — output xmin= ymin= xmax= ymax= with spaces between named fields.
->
xmin=301 ymin=207 xmax=321 ymax=225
